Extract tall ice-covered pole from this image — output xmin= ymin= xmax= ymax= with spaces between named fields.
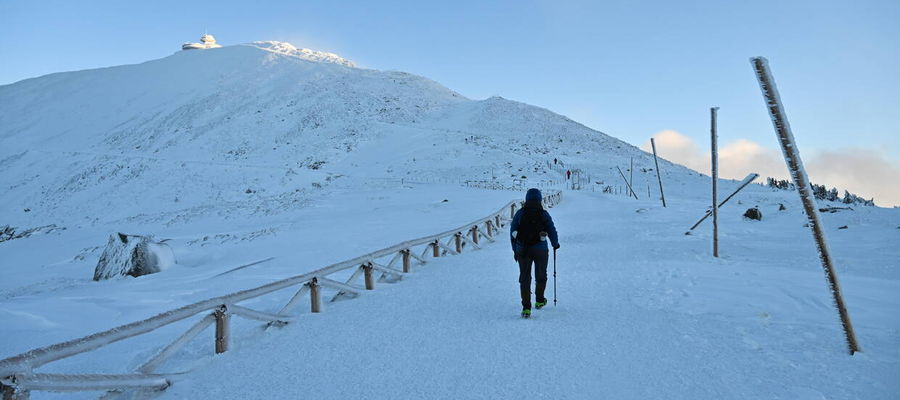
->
xmin=650 ymin=138 xmax=667 ymax=207
xmin=750 ymin=56 xmax=860 ymax=355
xmin=710 ymin=107 xmax=719 ymax=258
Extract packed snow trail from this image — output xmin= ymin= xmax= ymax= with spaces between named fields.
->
xmin=163 ymin=191 xmax=899 ymax=399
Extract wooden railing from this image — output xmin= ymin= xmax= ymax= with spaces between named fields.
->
xmin=0 ymin=192 xmax=561 ymax=399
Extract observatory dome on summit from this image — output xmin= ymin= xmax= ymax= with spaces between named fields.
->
xmin=182 ymin=34 xmax=222 ymax=50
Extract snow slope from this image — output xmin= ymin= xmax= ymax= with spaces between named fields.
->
xmin=0 ymin=41 xmax=697 ymax=343
xmin=0 ymin=41 xmax=694 ymax=230
xmin=165 ymin=191 xmax=900 ymax=400
xmin=1 ymin=42 xmax=898 ymax=399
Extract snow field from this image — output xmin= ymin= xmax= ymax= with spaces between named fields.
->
xmin=160 ymin=191 xmax=899 ymax=400
xmin=0 ymin=184 xmax=516 ymax=358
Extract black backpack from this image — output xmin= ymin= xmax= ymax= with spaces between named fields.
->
xmin=517 ymin=206 xmax=545 ymax=246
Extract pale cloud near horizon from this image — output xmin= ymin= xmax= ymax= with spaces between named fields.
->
xmin=642 ymin=130 xmax=900 ymax=207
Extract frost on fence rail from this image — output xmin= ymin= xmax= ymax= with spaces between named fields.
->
xmin=0 ymin=192 xmax=562 ymax=397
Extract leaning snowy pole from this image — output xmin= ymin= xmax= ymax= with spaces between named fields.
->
xmin=710 ymin=107 xmax=720 ymax=257
xmin=650 ymin=138 xmax=667 ymax=207
xmin=751 ymin=57 xmax=860 ymax=355
xmin=616 ymin=166 xmax=639 ymax=199
xmin=629 ymin=158 xmax=634 ymax=193
xmin=686 ymin=172 xmax=759 ymax=233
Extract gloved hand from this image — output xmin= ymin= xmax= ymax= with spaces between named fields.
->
xmin=553 ymin=243 xmax=560 ymax=250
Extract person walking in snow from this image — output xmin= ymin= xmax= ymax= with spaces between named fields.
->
xmin=566 ymin=170 xmax=571 ymax=180
xmin=511 ymin=188 xmax=560 ymax=318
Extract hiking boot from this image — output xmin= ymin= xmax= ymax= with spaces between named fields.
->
xmin=521 ymin=308 xmax=532 ymax=318
xmin=535 ymin=300 xmax=547 ymax=309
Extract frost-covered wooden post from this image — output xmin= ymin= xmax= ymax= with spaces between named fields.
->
xmin=401 ymin=249 xmax=411 ymax=273
xmin=471 ymin=226 xmax=479 ymax=245
xmin=0 ymin=383 xmax=10 ymax=400
xmin=751 ymin=56 xmax=860 ymax=355
xmin=629 ymin=158 xmax=634 ymax=193
xmin=431 ymin=241 xmax=440 ymax=258
xmin=2 ymin=382 xmax=18 ymax=400
xmin=650 ymin=138 xmax=667 ymax=207
xmin=711 ymin=107 xmax=720 ymax=258
xmin=454 ymin=233 xmax=463 ymax=253
xmin=510 ymin=204 xmax=516 ymax=219
xmin=309 ymin=278 xmax=321 ymax=313
xmin=2 ymin=384 xmax=28 ymax=400
xmin=363 ymin=264 xmax=375 ymax=290
xmin=495 ymin=215 xmax=501 ymax=228
xmin=214 ymin=305 xmax=229 ymax=354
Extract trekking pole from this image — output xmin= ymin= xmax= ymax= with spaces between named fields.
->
xmin=553 ymin=248 xmax=557 ymax=306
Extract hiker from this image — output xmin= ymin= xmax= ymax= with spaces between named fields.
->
xmin=554 ymin=158 xmax=557 ymax=165
xmin=566 ymin=170 xmax=571 ymax=180
xmin=510 ymin=188 xmax=560 ymax=318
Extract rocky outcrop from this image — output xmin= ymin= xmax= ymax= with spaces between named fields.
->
xmin=743 ymin=207 xmax=763 ymax=221
xmin=93 ymin=233 xmax=175 ymax=281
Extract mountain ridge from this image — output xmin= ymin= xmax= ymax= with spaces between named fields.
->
xmin=0 ymin=41 xmax=689 ymax=230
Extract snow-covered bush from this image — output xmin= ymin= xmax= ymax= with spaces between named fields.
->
xmin=764 ymin=177 xmax=874 ymax=206
xmin=93 ymin=233 xmax=175 ymax=281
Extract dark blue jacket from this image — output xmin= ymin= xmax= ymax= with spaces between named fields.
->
xmin=510 ymin=204 xmax=559 ymax=252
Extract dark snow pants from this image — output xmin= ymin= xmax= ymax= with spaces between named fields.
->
xmin=516 ymin=247 xmax=549 ymax=309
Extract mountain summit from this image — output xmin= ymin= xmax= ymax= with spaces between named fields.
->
xmin=0 ymin=41 xmax=668 ymax=230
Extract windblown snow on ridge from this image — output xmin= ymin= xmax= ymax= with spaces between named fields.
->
xmin=248 ymin=41 xmax=356 ymax=67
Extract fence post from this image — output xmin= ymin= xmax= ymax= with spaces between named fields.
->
xmin=309 ymin=278 xmax=321 ymax=313
xmin=751 ymin=56 xmax=860 ymax=354
xmin=650 ymin=137 xmax=667 ymax=207
xmin=486 ymin=221 xmax=493 ymax=237
xmin=495 ymin=215 xmax=501 ymax=228
xmin=432 ymin=241 xmax=440 ymax=258
xmin=711 ymin=106 xmax=720 ymax=258
xmin=471 ymin=226 xmax=479 ymax=245
xmin=629 ymin=157 xmax=634 ymax=192
xmin=1 ymin=384 xmax=28 ymax=400
xmin=402 ymin=250 xmax=411 ymax=273
xmin=510 ymin=203 xmax=516 ymax=219
xmin=455 ymin=233 xmax=463 ymax=253
xmin=363 ymin=264 xmax=375 ymax=290
xmin=214 ymin=305 xmax=229 ymax=354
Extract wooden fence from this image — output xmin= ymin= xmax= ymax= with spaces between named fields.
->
xmin=0 ymin=192 xmax=561 ymax=399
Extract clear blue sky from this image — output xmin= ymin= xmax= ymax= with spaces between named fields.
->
xmin=2 ymin=0 xmax=898 ymax=184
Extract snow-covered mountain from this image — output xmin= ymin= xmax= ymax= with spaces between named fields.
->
xmin=3 ymin=42 xmax=896 ymax=400
xmin=0 ymin=40 xmax=689 ymax=230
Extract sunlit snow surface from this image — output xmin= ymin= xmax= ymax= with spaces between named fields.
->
xmin=0 ymin=43 xmax=897 ymax=399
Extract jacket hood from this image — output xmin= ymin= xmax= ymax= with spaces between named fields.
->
xmin=525 ymin=188 xmax=542 ymax=202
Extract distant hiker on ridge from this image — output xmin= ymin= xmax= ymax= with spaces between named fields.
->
xmin=566 ymin=170 xmax=571 ymax=180
xmin=510 ymin=188 xmax=560 ymax=318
